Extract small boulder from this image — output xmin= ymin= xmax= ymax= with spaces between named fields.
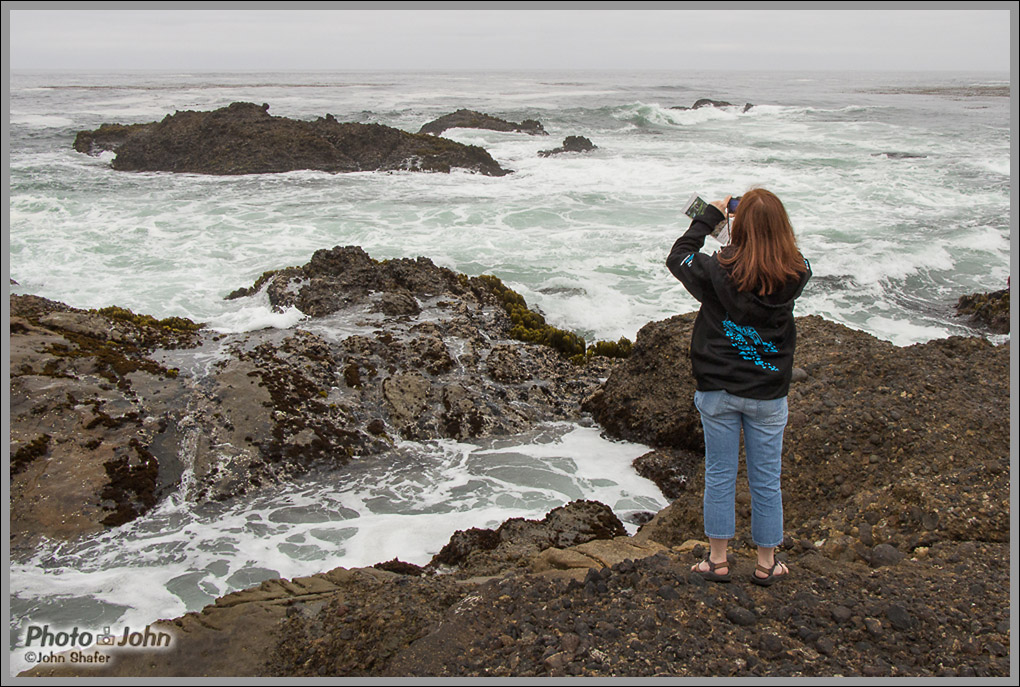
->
xmin=538 ymin=136 xmax=598 ymax=157
xmin=726 ymin=605 xmax=757 ymax=626
xmin=870 ymin=543 xmax=905 ymax=568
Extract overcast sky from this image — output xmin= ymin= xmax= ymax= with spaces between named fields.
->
xmin=7 ymin=7 xmax=1014 ymax=72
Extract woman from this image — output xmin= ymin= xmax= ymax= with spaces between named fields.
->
xmin=666 ymin=188 xmax=810 ymax=586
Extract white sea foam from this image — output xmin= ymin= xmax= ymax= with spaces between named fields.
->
xmin=864 ymin=316 xmax=951 ymax=346
xmin=613 ymin=101 xmax=746 ymax=128
xmin=964 ymin=157 xmax=1010 ymax=177
xmin=9 ymin=423 xmax=662 ymax=676
xmin=203 ymin=282 xmax=308 ymax=333
xmin=9 ymin=113 xmax=76 ymax=128
xmin=207 ymin=302 xmax=307 ymax=333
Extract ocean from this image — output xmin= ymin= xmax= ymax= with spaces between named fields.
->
xmin=7 ymin=69 xmax=1011 ymax=673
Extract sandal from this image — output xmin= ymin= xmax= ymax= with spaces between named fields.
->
xmin=751 ymin=559 xmax=789 ymax=586
xmin=691 ymin=555 xmax=731 ymax=583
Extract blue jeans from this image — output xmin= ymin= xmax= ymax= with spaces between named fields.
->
xmin=694 ymin=389 xmax=788 ymax=548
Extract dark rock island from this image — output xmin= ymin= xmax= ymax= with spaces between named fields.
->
xmin=418 ymin=109 xmax=548 ymax=137
xmin=539 ymin=136 xmax=598 ymax=157
xmin=73 ymin=102 xmax=511 ymax=176
xmin=14 ymin=246 xmax=1010 ymax=678
xmin=672 ymin=98 xmax=754 ymax=113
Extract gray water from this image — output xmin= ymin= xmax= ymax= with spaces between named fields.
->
xmin=10 ymin=69 xmax=1011 ymax=343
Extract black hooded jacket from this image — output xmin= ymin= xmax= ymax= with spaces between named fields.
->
xmin=666 ymin=205 xmax=811 ymax=400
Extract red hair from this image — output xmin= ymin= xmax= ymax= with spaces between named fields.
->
xmin=717 ymin=188 xmax=806 ymax=295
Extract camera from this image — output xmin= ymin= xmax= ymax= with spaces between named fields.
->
xmin=682 ymin=193 xmax=741 ymax=219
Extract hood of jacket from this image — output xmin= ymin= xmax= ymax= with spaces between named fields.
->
xmin=706 ymin=255 xmax=810 ymax=327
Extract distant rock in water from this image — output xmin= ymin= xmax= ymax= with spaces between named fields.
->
xmin=672 ymin=98 xmax=754 ymax=113
xmin=418 ymin=109 xmax=548 ymax=136
xmin=538 ymin=136 xmax=597 ymax=157
xmin=956 ymin=288 xmax=1009 ymax=334
xmin=72 ymin=102 xmax=511 ymax=176
xmin=872 ymin=152 xmax=928 ymax=160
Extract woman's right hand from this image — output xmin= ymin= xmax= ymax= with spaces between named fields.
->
xmin=711 ymin=196 xmax=732 ymax=215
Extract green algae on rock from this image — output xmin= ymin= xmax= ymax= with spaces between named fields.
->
xmin=955 ymin=288 xmax=1009 ymax=334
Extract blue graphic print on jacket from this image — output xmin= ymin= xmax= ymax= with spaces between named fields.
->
xmin=722 ymin=318 xmax=779 ymax=372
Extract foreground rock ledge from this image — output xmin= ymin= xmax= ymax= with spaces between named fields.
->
xmin=73 ymin=102 xmax=511 ymax=176
xmin=19 ymin=502 xmax=1010 ymax=677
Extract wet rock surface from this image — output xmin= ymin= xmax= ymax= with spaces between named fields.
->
xmin=955 ymin=288 xmax=1009 ymax=334
xmin=418 ymin=109 xmax=547 ymax=137
xmin=9 ymin=296 xmax=201 ymax=553
xmin=9 ymin=247 xmax=616 ymax=551
xmin=73 ymin=102 xmax=510 ymax=176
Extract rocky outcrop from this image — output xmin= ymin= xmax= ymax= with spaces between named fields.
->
xmin=16 ymin=305 xmax=1010 ymax=677
xmin=585 ymin=313 xmax=1009 ymax=561
xmin=418 ymin=109 xmax=547 ymax=137
xmin=72 ymin=122 xmax=153 ymax=156
xmin=631 ymin=448 xmax=701 ymax=500
xmin=955 ymin=288 xmax=1009 ymax=334
xmin=9 ymin=247 xmax=622 ymax=550
xmin=9 ymin=297 xmax=202 ymax=554
xmin=672 ymin=98 xmax=754 ymax=113
xmin=427 ymin=500 xmax=628 ymax=579
xmin=73 ymin=102 xmax=511 ymax=176
xmin=12 ymin=256 xmax=1010 ymax=678
xmin=582 ymin=313 xmax=701 ymax=448
xmin=538 ymin=136 xmax=597 ymax=157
